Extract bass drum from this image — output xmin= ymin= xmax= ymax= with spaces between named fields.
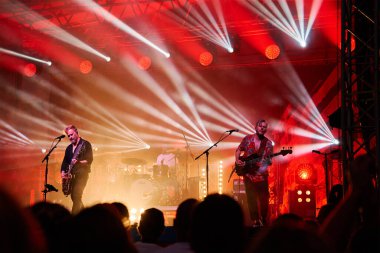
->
xmin=128 ymin=178 xmax=158 ymax=208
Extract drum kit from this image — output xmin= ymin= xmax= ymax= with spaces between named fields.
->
xmin=121 ymin=157 xmax=181 ymax=207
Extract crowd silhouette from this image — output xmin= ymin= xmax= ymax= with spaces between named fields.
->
xmin=0 ymin=154 xmax=378 ymax=253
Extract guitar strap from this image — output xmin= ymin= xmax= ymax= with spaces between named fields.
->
xmin=71 ymin=139 xmax=85 ymax=169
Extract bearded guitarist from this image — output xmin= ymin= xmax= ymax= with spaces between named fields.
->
xmin=61 ymin=125 xmax=93 ymax=214
xmin=235 ymin=119 xmax=273 ymax=227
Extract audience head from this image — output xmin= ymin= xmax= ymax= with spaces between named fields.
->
xmin=327 ymin=184 xmax=343 ymax=205
xmin=57 ymin=203 xmax=136 ymax=253
xmin=0 ymin=187 xmax=47 ymax=253
xmin=174 ymin=198 xmax=199 ymax=242
xmin=112 ymin=201 xmax=130 ymax=227
xmin=138 ymin=207 xmax=165 ymax=243
xmin=29 ymin=201 xmax=71 ymax=252
xmin=247 ymin=214 xmax=331 ymax=253
xmin=190 ymin=193 xmax=246 ymax=253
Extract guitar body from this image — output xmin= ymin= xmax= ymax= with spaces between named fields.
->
xmin=235 ymin=154 xmax=261 ymax=176
xmin=62 ymin=142 xmax=85 ymax=196
xmin=234 ymin=149 xmax=292 ymax=176
xmin=62 ymin=164 xmax=73 ymax=196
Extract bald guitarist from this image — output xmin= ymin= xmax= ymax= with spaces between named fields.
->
xmin=235 ymin=119 xmax=273 ymax=227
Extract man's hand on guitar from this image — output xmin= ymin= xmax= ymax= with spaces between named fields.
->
xmin=235 ymin=159 xmax=245 ymax=166
xmin=61 ymin=171 xmax=71 ymax=179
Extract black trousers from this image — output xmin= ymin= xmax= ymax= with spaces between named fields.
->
xmin=70 ymin=172 xmax=89 ymax=214
xmin=244 ymin=177 xmax=269 ymax=223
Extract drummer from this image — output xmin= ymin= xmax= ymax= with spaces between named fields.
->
xmin=156 ymin=147 xmax=178 ymax=178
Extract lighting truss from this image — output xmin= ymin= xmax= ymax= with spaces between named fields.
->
xmin=341 ymin=0 xmax=379 ymax=188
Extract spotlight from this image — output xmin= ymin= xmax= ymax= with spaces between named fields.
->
xmin=199 ymin=51 xmax=213 ymax=66
xmin=296 ymin=163 xmax=317 ymax=184
xmin=289 ymin=186 xmax=316 ymax=219
xmin=105 ymin=56 xmax=111 ymax=62
xmin=23 ymin=63 xmax=37 ymax=77
xmin=227 ymin=47 xmax=234 ymax=53
xmin=265 ymin=44 xmax=280 ymax=60
xmin=79 ymin=60 xmax=93 ymax=74
xmin=138 ymin=56 xmax=152 ymax=70
xmin=332 ymin=139 xmax=339 ymax=145
xmin=300 ymin=41 xmax=307 ymax=48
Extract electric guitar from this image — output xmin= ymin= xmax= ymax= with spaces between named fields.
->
xmin=62 ymin=142 xmax=85 ymax=196
xmin=233 ymin=148 xmax=292 ymax=177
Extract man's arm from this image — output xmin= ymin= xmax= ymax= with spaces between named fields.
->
xmin=81 ymin=141 xmax=93 ymax=165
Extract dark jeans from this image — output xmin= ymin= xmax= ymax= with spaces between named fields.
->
xmin=244 ymin=178 xmax=269 ymax=223
xmin=70 ymin=172 xmax=89 ymax=214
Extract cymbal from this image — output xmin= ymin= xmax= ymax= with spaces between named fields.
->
xmin=122 ymin=158 xmax=146 ymax=165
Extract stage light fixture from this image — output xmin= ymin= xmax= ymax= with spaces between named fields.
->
xmin=296 ymin=163 xmax=317 ymax=184
xmin=79 ymin=60 xmax=93 ymax=74
xmin=23 ymin=63 xmax=37 ymax=77
xmin=199 ymin=51 xmax=213 ymax=66
xmin=138 ymin=56 xmax=152 ymax=70
xmin=289 ymin=185 xmax=316 ymax=219
xmin=265 ymin=44 xmax=280 ymax=60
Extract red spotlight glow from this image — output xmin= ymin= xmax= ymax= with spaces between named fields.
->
xmin=265 ymin=44 xmax=280 ymax=60
xmin=23 ymin=63 xmax=37 ymax=77
xmin=138 ymin=56 xmax=152 ymax=70
xmin=199 ymin=51 xmax=213 ymax=66
xmin=79 ymin=60 xmax=93 ymax=74
xmin=296 ymin=163 xmax=315 ymax=183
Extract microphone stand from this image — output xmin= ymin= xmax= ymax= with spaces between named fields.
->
xmin=41 ymin=138 xmax=62 ymax=202
xmin=195 ymin=131 xmax=234 ymax=195
xmin=312 ymin=149 xmax=339 ymax=200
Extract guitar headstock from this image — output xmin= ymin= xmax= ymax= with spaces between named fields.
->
xmin=280 ymin=147 xmax=292 ymax=156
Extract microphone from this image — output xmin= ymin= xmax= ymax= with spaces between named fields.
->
xmin=312 ymin=150 xmax=321 ymax=154
xmin=45 ymin=184 xmax=58 ymax=192
xmin=55 ymin=134 xmax=65 ymax=140
xmin=226 ymin=129 xmax=239 ymax=133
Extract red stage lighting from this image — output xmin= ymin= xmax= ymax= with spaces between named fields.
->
xmin=199 ymin=51 xmax=213 ymax=66
xmin=289 ymin=186 xmax=316 ymax=219
xmin=296 ymin=163 xmax=316 ymax=184
xmin=265 ymin=44 xmax=280 ymax=60
xmin=23 ymin=63 xmax=37 ymax=77
xmin=138 ymin=56 xmax=152 ymax=70
xmin=79 ymin=60 xmax=93 ymax=74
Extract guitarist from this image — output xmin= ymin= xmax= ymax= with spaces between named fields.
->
xmin=235 ymin=119 xmax=273 ymax=227
xmin=61 ymin=125 xmax=93 ymax=214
